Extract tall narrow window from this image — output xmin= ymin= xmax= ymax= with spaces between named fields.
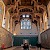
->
xmin=0 ymin=7 xmax=2 ymax=13
xmin=21 ymin=19 xmax=31 ymax=29
xmin=2 ymin=18 xmax=6 ymax=28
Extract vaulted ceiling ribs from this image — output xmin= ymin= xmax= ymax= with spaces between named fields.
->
xmin=3 ymin=0 xmax=50 ymax=6
xmin=2 ymin=0 xmax=50 ymax=24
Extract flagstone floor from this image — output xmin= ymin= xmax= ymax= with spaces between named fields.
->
xmin=3 ymin=46 xmax=50 ymax=50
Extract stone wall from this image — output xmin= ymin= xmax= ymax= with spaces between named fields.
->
xmin=14 ymin=23 xmax=38 ymax=35
xmin=41 ymin=28 xmax=50 ymax=48
xmin=0 ymin=27 xmax=12 ymax=48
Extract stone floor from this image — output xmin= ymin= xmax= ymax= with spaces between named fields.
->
xmin=3 ymin=46 xmax=50 ymax=50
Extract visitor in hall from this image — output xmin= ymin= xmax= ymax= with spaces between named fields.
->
xmin=36 ymin=43 xmax=41 ymax=50
xmin=23 ymin=43 xmax=29 ymax=50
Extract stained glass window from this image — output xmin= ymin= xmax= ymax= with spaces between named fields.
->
xmin=21 ymin=19 xmax=31 ymax=29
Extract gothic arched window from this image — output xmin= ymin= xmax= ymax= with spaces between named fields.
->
xmin=21 ymin=19 xmax=31 ymax=29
